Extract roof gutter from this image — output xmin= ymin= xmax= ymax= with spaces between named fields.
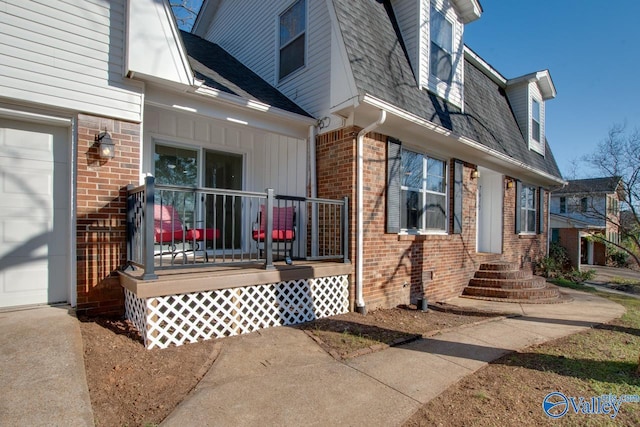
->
xmin=355 ymin=109 xmax=386 ymax=314
xmin=361 ymin=94 xmax=566 ymax=187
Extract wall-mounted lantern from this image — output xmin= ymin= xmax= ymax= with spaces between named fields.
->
xmin=96 ymin=131 xmax=115 ymax=159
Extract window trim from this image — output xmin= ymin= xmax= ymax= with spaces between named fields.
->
xmin=429 ymin=3 xmax=454 ymax=84
xmin=399 ymin=147 xmax=449 ymax=234
xmin=277 ymin=0 xmax=307 ymax=82
xmin=531 ymin=98 xmax=541 ymax=143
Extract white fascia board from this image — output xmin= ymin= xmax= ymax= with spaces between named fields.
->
xmin=127 ymin=0 xmax=194 ymax=87
xmin=145 ymin=84 xmax=315 ymax=139
xmin=192 ymin=0 xmax=220 ymax=37
xmin=464 ymin=46 xmax=507 ymax=87
xmin=507 ymin=70 xmax=556 ymax=100
xmin=360 ymin=94 xmax=566 ymax=186
xmin=451 ymin=0 xmax=482 ymax=23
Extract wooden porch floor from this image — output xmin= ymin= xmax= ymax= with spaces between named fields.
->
xmin=119 ymin=260 xmax=353 ymax=299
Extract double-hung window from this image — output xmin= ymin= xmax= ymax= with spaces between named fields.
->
xmin=400 ymin=149 xmax=447 ymax=232
xmin=279 ymin=0 xmax=306 ymax=80
xmin=430 ymin=5 xmax=453 ymax=83
xmin=531 ymin=99 xmax=541 ymax=142
xmin=519 ymin=184 xmax=536 ymax=233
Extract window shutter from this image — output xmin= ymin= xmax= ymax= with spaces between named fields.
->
xmin=452 ymin=160 xmax=463 ymax=234
xmin=537 ymin=187 xmax=545 ymax=234
xmin=514 ymin=180 xmax=522 ymax=234
xmin=386 ymin=138 xmax=402 ymax=233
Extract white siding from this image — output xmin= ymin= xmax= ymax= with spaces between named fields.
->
xmin=143 ymin=106 xmax=307 ymax=197
xmin=506 ymin=83 xmax=529 ymax=140
xmin=392 ymin=0 xmax=420 ymax=77
xmin=204 ymin=0 xmax=331 ymax=118
xmin=0 ymin=0 xmax=142 ymax=122
xmin=127 ymin=0 xmax=193 ymax=87
xmin=423 ymin=0 xmax=464 ymax=108
xmin=529 ymin=83 xmax=545 ymax=155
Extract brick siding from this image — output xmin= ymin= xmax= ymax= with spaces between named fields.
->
xmin=317 ymin=127 xmax=548 ymax=311
xmin=76 ymin=114 xmax=140 ymax=316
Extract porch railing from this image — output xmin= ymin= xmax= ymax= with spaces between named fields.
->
xmin=126 ymin=176 xmax=349 ymax=278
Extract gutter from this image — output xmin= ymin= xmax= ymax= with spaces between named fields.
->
xmin=309 ymin=124 xmax=318 ymax=257
xmin=355 ymin=109 xmax=386 ymax=314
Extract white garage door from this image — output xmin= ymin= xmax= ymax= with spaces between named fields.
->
xmin=0 ymin=118 xmax=70 ymax=308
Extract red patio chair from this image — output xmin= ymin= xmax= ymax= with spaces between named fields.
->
xmin=252 ymin=205 xmax=296 ymax=259
xmin=154 ymin=204 xmax=221 ymax=260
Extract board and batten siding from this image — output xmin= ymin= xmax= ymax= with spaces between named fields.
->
xmin=0 ymin=0 xmax=142 ymax=122
xmin=143 ymin=106 xmax=307 ymax=198
xmin=204 ymin=0 xmax=331 ymax=119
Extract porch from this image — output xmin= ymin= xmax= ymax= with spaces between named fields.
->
xmin=121 ymin=177 xmax=352 ymax=349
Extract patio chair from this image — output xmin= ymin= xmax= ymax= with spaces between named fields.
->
xmin=251 ymin=204 xmax=296 ymax=260
xmin=154 ymin=204 xmax=221 ymax=261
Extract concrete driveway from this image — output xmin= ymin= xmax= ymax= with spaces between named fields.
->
xmin=584 ymin=264 xmax=640 ymax=284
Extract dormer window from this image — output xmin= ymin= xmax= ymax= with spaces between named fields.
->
xmin=278 ymin=0 xmax=306 ymax=81
xmin=531 ymin=99 xmax=541 ymax=142
xmin=430 ymin=5 xmax=453 ymax=83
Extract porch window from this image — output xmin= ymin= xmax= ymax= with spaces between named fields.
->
xmin=279 ymin=0 xmax=306 ymax=80
xmin=430 ymin=4 xmax=453 ymax=83
xmin=399 ymin=148 xmax=447 ymax=232
xmin=154 ymin=144 xmax=199 ymax=227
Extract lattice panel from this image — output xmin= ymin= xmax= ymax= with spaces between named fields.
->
xmin=125 ymin=275 xmax=349 ymax=349
xmin=124 ymin=289 xmax=149 ymax=347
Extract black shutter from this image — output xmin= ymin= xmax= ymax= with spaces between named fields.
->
xmin=537 ymin=187 xmax=545 ymax=234
xmin=515 ymin=180 xmax=522 ymax=234
xmin=452 ymin=160 xmax=463 ymax=234
xmin=386 ymin=138 xmax=402 ymax=233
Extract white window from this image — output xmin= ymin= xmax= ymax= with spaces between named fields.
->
xmin=531 ymin=99 xmax=541 ymax=142
xmin=430 ymin=5 xmax=453 ymax=83
xmin=520 ymin=184 xmax=536 ymax=233
xmin=279 ymin=0 xmax=306 ymax=80
xmin=401 ymin=149 xmax=447 ymax=232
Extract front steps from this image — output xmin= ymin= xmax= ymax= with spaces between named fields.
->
xmin=462 ymin=261 xmax=564 ymax=303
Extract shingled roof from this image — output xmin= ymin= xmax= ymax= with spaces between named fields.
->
xmin=179 ymin=31 xmax=311 ymax=118
xmin=331 ymin=0 xmax=562 ymax=181
xmin=553 ymin=177 xmax=623 ymax=195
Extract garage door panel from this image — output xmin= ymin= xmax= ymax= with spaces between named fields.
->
xmin=0 ymin=118 xmax=69 ymax=308
xmin=0 ymin=219 xmax=51 ymax=257
xmin=0 ymin=122 xmax=53 ymax=161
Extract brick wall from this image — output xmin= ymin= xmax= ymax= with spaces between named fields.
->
xmin=76 ymin=114 xmax=140 ymax=316
xmin=317 ymin=127 xmax=548 ymax=311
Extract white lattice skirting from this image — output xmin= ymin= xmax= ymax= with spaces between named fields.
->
xmin=124 ymin=275 xmax=349 ymax=349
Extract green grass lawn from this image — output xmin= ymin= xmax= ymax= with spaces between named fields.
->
xmin=547 ymin=279 xmax=640 ymax=421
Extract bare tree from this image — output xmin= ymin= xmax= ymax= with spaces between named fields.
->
xmin=169 ymin=0 xmax=202 ymax=31
xmin=581 ymin=124 xmax=640 ymax=267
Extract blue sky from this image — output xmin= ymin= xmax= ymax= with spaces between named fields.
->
xmin=464 ymin=0 xmax=640 ymax=178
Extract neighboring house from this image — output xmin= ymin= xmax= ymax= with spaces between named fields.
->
xmin=0 ymin=0 xmax=565 ymax=347
xmin=550 ymin=177 xmax=623 ymax=267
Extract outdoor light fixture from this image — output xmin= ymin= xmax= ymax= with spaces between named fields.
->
xmin=506 ymin=178 xmax=515 ymax=189
xmin=96 ymin=131 xmax=115 ymax=159
xmin=471 ymin=169 xmax=480 ymax=179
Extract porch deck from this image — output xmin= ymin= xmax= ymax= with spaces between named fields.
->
xmin=120 ymin=260 xmax=352 ymax=298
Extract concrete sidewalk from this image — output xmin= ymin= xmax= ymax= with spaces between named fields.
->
xmin=0 ymin=305 xmax=94 ymax=427
xmin=162 ymin=287 xmax=625 ymax=426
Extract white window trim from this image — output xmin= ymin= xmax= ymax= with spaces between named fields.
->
xmin=400 ymin=148 xmax=449 ymax=234
xmin=529 ymin=95 xmax=545 ymax=155
xmin=519 ymin=184 xmax=537 ymax=235
xmin=277 ymin=0 xmax=307 ymax=84
xmin=429 ymin=3 xmax=454 ymax=84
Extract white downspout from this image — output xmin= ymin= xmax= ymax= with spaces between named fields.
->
xmin=355 ymin=110 xmax=386 ymax=314
xmin=309 ymin=125 xmax=318 ymax=257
